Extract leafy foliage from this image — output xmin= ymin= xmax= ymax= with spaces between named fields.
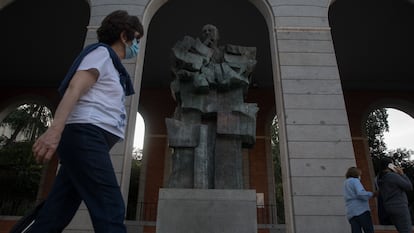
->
xmin=0 ymin=142 xmax=44 ymax=215
xmin=366 ymin=109 xmax=390 ymax=176
xmin=0 ymin=142 xmax=43 ymax=193
xmin=365 ymin=108 xmax=389 ymax=160
xmin=1 ymin=104 xmax=52 ymax=145
xmin=389 ymin=148 xmax=414 ymax=165
xmin=0 ymin=104 xmax=51 ymax=215
xmin=271 ymin=116 xmax=285 ymax=224
xmin=126 ymin=147 xmax=142 ymax=220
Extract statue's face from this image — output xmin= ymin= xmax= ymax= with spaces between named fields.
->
xmin=201 ymin=24 xmax=219 ymax=46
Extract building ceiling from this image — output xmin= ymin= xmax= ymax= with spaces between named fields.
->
xmin=0 ymin=0 xmax=413 ymax=91
xmin=329 ymin=0 xmax=414 ymax=91
xmin=0 ymin=0 xmax=90 ymax=88
xmin=141 ymin=0 xmax=272 ymax=89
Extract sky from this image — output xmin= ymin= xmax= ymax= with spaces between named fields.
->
xmin=383 ymin=108 xmax=414 ymax=152
xmin=133 ymin=108 xmax=414 ymax=152
xmin=133 ymin=114 xmax=145 ymax=149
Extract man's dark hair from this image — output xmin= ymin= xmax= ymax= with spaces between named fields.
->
xmin=97 ymin=10 xmax=144 ymax=45
xmin=380 ymin=157 xmax=394 ymax=171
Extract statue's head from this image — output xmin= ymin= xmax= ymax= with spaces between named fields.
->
xmin=201 ymin=24 xmax=219 ymax=47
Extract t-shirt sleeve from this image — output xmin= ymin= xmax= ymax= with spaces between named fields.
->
xmin=77 ymin=46 xmax=111 ymax=75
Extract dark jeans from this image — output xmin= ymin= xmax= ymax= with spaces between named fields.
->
xmin=349 ymin=211 xmax=374 ymax=233
xmin=387 ymin=206 xmax=412 ymax=233
xmin=29 ymin=123 xmax=126 ymax=233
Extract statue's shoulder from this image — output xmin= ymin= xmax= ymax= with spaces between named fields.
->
xmin=223 ymin=44 xmax=257 ymax=69
xmin=172 ymin=35 xmax=197 ymax=50
xmin=172 ymin=36 xmax=213 ymax=58
xmin=225 ymin=44 xmax=256 ymax=60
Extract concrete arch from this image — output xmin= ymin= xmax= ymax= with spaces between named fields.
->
xmin=362 ymin=98 xmax=414 ymax=133
xmin=243 ymin=1 xmax=294 ymax=231
xmin=135 ymin=0 xmax=292 ymax=232
xmin=0 ymin=0 xmax=15 ymax=10
xmin=0 ymin=95 xmax=55 ymax=123
xmin=0 ymin=95 xmax=57 ymax=216
xmin=247 ymin=0 xmax=293 ymax=229
xmin=142 ymin=0 xmax=276 ymax=31
xmin=359 ymin=99 xmax=414 ymax=180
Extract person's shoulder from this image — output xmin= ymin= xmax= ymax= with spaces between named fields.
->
xmin=82 ymin=46 xmax=111 ymax=64
xmin=78 ymin=45 xmax=112 ymax=69
xmin=385 ymin=171 xmax=398 ymax=176
xmin=91 ymin=46 xmax=111 ymax=57
xmin=346 ymin=177 xmax=360 ymax=184
xmin=382 ymin=171 xmax=401 ymax=180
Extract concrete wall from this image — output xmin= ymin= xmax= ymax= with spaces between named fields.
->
xmin=63 ymin=1 xmax=147 ymax=232
xmin=259 ymin=0 xmax=355 ymax=232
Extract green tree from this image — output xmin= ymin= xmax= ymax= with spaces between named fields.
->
xmin=365 ymin=108 xmax=389 ymax=174
xmin=389 ymin=148 xmax=414 ymax=165
xmin=271 ymin=116 xmax=285 ymax=224
xmin=0 ymin=103 xmax=51 ymax=215
xmin=365 ymin=108 xmax=389 ymax=159
xmin=126 ymin=147 xmax=142 ymax=220
xmin=0 ymin=104 xmax=52 ymax=146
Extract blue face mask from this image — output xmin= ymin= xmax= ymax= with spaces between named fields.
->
xmin=125 ymin=38 xmax=139 ymax=59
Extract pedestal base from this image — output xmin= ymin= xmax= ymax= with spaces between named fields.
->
xmin=156 ymin=188 xmax=257 ymax=233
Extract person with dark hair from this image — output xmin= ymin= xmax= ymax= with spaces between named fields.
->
xmin=28 ymin=10 xmax=144 ymax=233
xmin=377 ymin=158 xmax=413 ymax=233
xmin=343 ymin=167 xmax=377 ymax=233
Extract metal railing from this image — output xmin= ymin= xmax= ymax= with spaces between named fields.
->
xmin=0 ymin=195 xmax=36 ymax=216
xmin=137 ymin=202 xmax=157 ymax=223
xmin=257 ymin=204 xmax=277 ymax=225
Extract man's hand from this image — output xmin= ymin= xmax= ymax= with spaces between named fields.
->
xmin=32 ymin=127 xmax=61 ymax=164
xmin=395 ymin=166 xmax=405 ymax=175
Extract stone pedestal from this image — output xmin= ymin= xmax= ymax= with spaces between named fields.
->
xmin=156 ymin=188 xmax=258 ymax=233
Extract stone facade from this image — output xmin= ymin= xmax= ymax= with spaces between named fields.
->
xmin=0 ymin=0 xmax=357 ymax=233
xmin=63 ymin=0 xmax=355 ymax=232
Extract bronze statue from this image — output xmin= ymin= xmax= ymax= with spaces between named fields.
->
xmin=166 ymin=24 xmax=258 ymax=189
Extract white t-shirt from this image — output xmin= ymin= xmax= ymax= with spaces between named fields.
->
xmin=66 ymin=46 xmax=127 ymax=139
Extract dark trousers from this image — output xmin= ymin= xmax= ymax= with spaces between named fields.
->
xmin=349 ymin=211 xmax=374 ymax=233
xmin=387 ymin=206 xmax=413 ymax=233
xmin=29 ymin=124 xmax=126 ymax=233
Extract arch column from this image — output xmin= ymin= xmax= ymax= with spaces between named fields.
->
xmin=64 ymin=1 xmax=149 ymax=232
xmin=66 ymin=0 xmax=356 ymax=232
xmin=268 ymin=0 xmax=355 ymax=232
